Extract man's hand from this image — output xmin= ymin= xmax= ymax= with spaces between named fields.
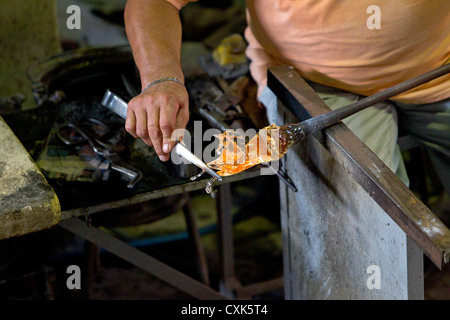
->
xmin=125 ymin=81 xmax=189 ymax=162
xmin=124 ymin=0 xmax=188 ymax=161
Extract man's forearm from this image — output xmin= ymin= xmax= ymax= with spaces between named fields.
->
xmin=124 ymin=0 xmax=184 ymax=90
xmin=123 ymin=0 xmax=189 ymax=161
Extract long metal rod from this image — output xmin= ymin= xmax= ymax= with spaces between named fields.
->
xmin=298 ymin=64 xmax=450 ymax=135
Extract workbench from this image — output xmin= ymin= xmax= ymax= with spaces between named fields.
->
xmin=0 ymin=45 xmax=283 ymax=299
xmin=267 ymin=65 xmax=450 ymax=299
xmin=1 ymin=108 xmax=282 ymax=299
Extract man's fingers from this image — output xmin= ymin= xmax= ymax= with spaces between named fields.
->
xmin=134 ymin=108 xmax=153 ymax=147
xmin=174 ymin=105 xmax=189 ymax=142
xmin=147 ymin=105 xmax=166 ymax=161
xmin=125 ymin=108 xmax=154 ymax=146
xmin=159 ymin=100 xmax=178 ymax=154
xmin=126 ymin=84 xmax=189 ymax=162
xmin=125 ymin=108 xmax=138 ymax=138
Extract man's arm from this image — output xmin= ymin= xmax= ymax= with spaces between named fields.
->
xmin=124 ymin=0 xmax=188 ymax=161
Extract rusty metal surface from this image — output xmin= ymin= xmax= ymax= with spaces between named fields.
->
xmin=268 ymin=64 xmax=450 ymax=269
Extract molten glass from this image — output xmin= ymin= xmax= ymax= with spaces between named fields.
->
xmin=207 ymin=123 xmax=304 ymax=177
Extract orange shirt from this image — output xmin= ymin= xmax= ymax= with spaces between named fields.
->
xmin=169 ymin=0 xmax=450 ymax=104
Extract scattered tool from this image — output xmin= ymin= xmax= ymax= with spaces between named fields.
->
xmin=57 ymin=118 xmax=143 ymax=188
xmin=101 ymin=89 xmax=222 ymax=181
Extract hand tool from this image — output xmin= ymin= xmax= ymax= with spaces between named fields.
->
xmin=101 ymin=89 xmax=222 ymax=181
xmin=57 ymin=118 xmax=143 ymax=188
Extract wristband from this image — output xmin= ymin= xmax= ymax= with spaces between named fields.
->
xmin=141 ymin=77 xmax=185 ymax=94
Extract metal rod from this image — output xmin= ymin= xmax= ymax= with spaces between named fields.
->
xmin=297 ymin=64 xmax=450 ymax=136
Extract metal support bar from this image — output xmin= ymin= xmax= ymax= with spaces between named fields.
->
xmin=82 ymin=240 xmax=99 ymax=299
xmin=215 ymin=183 xmax=241 ymax=296
xmin=214 ymin=183 xmax=283 ymax=299
xmin=182 ymin=197 xmax=210 ymax=285
xmin=58 ymin=218 xmax=228 ymax=300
